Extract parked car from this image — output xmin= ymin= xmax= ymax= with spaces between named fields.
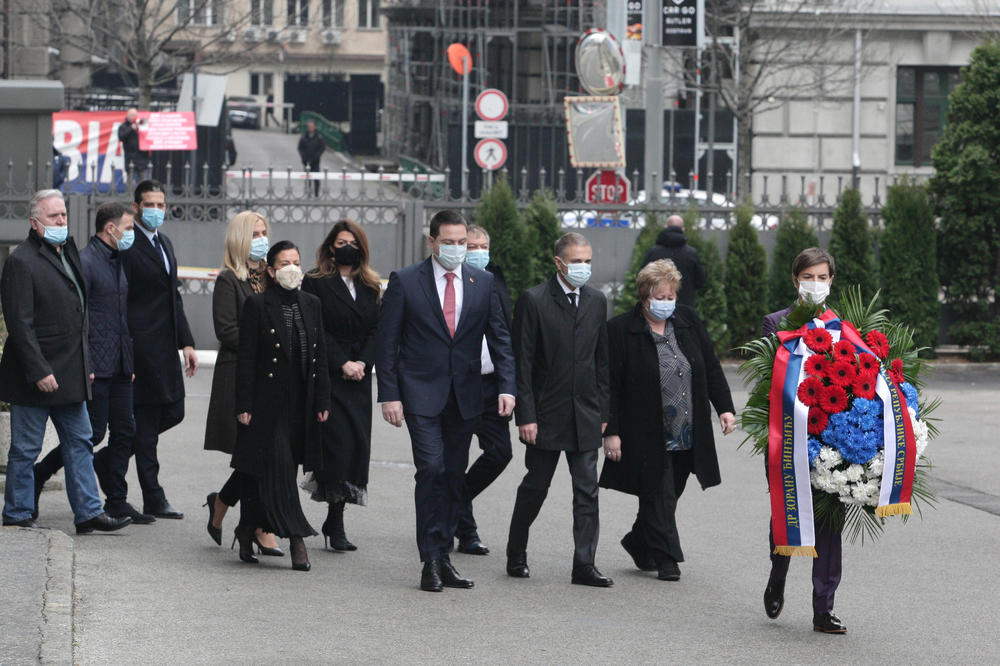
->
xmin=227 ymin=97 xmax=260 ymax=129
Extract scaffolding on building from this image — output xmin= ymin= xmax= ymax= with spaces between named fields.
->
xmin=383 ymin=0 xmax=601 ymax=196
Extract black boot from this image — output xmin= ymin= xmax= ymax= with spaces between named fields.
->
xmin=321 ymin=501 xmax=357 ymax=551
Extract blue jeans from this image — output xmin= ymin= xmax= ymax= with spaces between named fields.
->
xmin=3 ymin=403 xmax=103 ymax=524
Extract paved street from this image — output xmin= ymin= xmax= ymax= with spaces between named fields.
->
xmin=14 ymin=364 xmax=1000 ymax=663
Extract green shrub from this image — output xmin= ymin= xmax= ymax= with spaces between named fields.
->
xmin=879 ymin=180 xmax=940 ymax=354
xmin=930 ymin=39 xmax=1000 ymax=357
xmin=614 ymin=211 xmax=664 ymax=315
xmin=768 ymin=207 xmax=819 ymax=312
xmin=473 ymin=175 xmax=535 ymax=302
xmin=828 ymin=188 xmax=878 ymax=305
xmin=686 ymin=218 xmax=729 ymax=356
xmin=521 ymin=190 xmax=563 ymax=295
xmin=724 ymin=203 xmax=769 ymax=350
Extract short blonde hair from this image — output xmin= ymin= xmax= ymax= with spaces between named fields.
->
xmin=222 ymin=211 xmax=269 ymax=280
xmin=637 ymin=259 xmax=682 ymax=302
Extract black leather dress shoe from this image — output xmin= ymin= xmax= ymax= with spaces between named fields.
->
xmin=506 ymin=551 xmax=530 ymax=578
xmin=441 ymin=560 xmax=474 ymax=588
xmin=3 ymin=518 xmax=45 ymax=528
xmin=143 ymin=502 xmax=184 ymax=519
xmin=571 ymin=564 xmax=613 ymax=587
xmin=621 ymin=532 xmax=657 ymax=572
xmin=457 ymin=537 xmax=490 ymax=556
xmin=764 ymin=580 xmax=785 ymax=619
xmin=107 ymin=503 xmax=156 ymax=525
xmin=813 ymin=612 xmax=847 ymax=634
xmin=75 ymin=513 xmax=132 ymax=534
xmin=656 ymin=558 xmax=681 ymax=581
xmin=421 ymin=560 xmax=444 ymax=592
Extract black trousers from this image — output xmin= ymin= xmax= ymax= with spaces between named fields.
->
xmin=405 ymin=390 xmax=477 ymax=562
xmin=304 ymin=160 xmax=321 ymax=195
xmin=129 ymin=399 xmax=185 ymax=508
xmin=507 ymin=447 xmax=600 ymax=568
xmin=629 ymin=450 xmax=693 ymax=565
xmin=219 ymin=470 xmax=241 ymax=507
xmin=769 ymin=513 xmax=844 ymax=615
xmin=34 ymin=374 xmax=136 ymax=508
xmin=456 ymin=374 xmax=513 ymax=540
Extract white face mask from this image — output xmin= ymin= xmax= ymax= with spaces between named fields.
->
xmin=274 ymin=264 xmax=303 ymax=291
xmin=798 ymin=280 xmax=831 ymax=304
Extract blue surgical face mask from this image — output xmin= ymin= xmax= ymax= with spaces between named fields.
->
xmin=39 ymin=223 xmax=68 ymax=246
xmin=141 ymin=207 xmax=165 ymax=231
xmin=436 ymin=244 xmax=467 ymax=271
xmin=117 ymin=229 xmax=135 ymax=251
xmin=647 ymin=298 xmax=676 ymax=321
xmin=249 ymin=235 xmax=269 ymax=261
xmin=465 ymin=249 xmax=490 ymax=270
xmin=560 ymin=259 xmax=591 ymax=288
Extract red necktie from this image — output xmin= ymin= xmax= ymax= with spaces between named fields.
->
xmin=443 ymin=272 xmax=456 ymax=337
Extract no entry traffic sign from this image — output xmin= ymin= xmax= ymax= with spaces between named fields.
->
xmin=585 ymin=170 xmax=629 ymax=204
xmin=475 ymin=89 xmax=509 ymax=121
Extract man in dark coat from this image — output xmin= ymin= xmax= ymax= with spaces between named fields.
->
xmin=641 ymin=215 xmax=705 ymax=308
xmin=118 ymin=180 xmax=198 ymax=519
xmin=118 ymin=108 xmax=149 ymax=178
xmin=505 ymin=232 xmax=613 ymax=587
xmin=452 ymin=224 xmax=514 ymax=556
xmin=0 ymin=189 xmax=130 ymax=534
xmin=32 ymin=203 xmax=156 ymax=525
xmin=297 ymin=120 xmax=325 ymax=196
xmin=375 ymin=210 xmax=516 ymax=592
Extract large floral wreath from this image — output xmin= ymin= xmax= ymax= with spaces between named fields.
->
xmin=739 ymin=288 xmax=938 ymax=546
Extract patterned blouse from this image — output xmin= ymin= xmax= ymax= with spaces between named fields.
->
xmin=651 ymin=320 xmax=694 ymax=451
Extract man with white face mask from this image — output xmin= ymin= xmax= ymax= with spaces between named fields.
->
xmin=760 ymin=247 xmax=848 ymax=634
xmin=375 ymin=210 xmax=516 ymax=593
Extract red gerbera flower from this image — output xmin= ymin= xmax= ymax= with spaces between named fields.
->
xmin=826 ymin=360 xmax=858 ymax=387
xmin=852 ymin=375 xmax=876 ymax=399
xmin=820 ymin=384 xmax=849 ymax=413
xmin=807 ymin=406 xmax=829 ymax=435
xmin=804 ymin=354 xmax=830 ymax=377
xmin=832 ymin=340 xmax=856 ymax=362
xmin=803 ymin=328 xmax=833 ymax=354
xmin=889 ymin=358 xmax=905 ymax=384
xmin=797 ymin=376 xmax=826 ymax=407
xmin=856 ymin=352 xmax=880 ymax=377
xmin=865 ymin=330 xmax=891 ymax=359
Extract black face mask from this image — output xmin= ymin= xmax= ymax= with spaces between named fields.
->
xmin=333 ymin=244 xmax=360 ymax=267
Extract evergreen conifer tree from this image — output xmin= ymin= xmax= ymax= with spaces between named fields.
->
xmin=724 ymin=203 xmax=768 ymax=349
xmin=614 ymin=212 xmax=664 ymax=315
xmin=686 ymin=215 xmax=729 ymax=356
xmin=768 ymin=207 xmax=819 ymax=311
xmin=473 ymin=175 xmax=534 ymax=301
xmin=522 ymin=190 xmax=563 ymax=293
xmin=828 ymin=188 xmax=877 ymax=305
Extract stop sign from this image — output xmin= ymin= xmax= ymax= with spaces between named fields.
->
xmin=585 ymin=170 xmax=629 ymax=204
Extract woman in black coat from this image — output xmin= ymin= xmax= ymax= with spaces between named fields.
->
xmin=301 ymin=220 xmax=380 ymax=551
xmin=202 ymin=211 xmax=285 ymax=554
xmin=599 ymin=259 xmax=736 ymax=582
xmin=232 ymin=241 xmax=331 ymax=571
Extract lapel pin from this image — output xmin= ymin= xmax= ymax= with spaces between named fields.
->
xmin=469 ymin=277 xmax=475 ymax=283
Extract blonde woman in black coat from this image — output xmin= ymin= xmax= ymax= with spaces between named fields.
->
xmin=231 ymin=241 xmax=331 ymax=571
xmin=599 ymin=259 xmax=736 ymax=582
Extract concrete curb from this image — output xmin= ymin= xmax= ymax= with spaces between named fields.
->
xmin=40 ymin=530 xmax=74 ymax=665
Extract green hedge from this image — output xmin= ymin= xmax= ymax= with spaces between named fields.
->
xmin=724 ymin=203 xmax=769 ymax=350
xmin=828 ymin=188 xmax=878 ymax=306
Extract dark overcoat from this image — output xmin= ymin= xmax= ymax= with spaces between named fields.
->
xmin=512 ymin=276 xmax=610 ymax=452
xmin=204 ymin=268 xmax=254 ymax=454
xmin=0 ymin=229 xmax=91 ymax=406
xmin=302 ymin=273 xmax=379 ymax=486
xmin=641 ymin=227 xmax=706 ymax=308
xmin=599 ymin=304 xmax=735 ymax=495
xmin=231 ymin=288 xmax=331 ymax=477
xmin=79 ymin=235 xmax=133 ymax=378
xmin=120 ymin=229 xmax=195 ymax=406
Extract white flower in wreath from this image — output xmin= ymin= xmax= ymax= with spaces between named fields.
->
xmin=845 ymin=464 xmax=864 ymax=483
xmin=867 ymin=451 xmax=885 ymax=477
xmin=909 ymin=407 xmax=930 ymax=460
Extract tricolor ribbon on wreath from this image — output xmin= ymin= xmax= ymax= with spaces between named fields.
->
xmin=767 ymin=309 xmax=917 ymax=557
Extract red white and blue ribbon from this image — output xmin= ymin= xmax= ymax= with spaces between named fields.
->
xmin=768 ymin=310 xmax=917 ymax=556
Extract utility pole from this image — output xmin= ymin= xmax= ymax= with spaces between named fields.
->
xmin=851 ymin=28 xmax=862 ymax=189
xmin=643 ymin=0 xmax=664 ymax=201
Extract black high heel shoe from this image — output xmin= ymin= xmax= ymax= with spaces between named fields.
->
xmin=321 ymin=501 xmax=357 ymax=551
xmin=253 ymin=533 xmax=284 ymax=557
xmin=204 ymin=492 xmax=223 ymax=546
xmin=231 ymin=525 xmax=258 ymax=564
xmin=290 ymin=536 xmax=311 ymax=572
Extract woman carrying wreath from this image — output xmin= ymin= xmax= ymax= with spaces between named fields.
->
xmin=599 ymin=259 xmax=736 ymax=583
xmin=760 ymin=247 xmax=847 ymax=634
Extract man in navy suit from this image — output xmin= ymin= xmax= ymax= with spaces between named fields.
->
xmin=376 ymin=210 xmax=516 ymax=592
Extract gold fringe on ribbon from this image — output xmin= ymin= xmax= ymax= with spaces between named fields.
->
xmin=772 ymin=546 xmax=818 ymax=557
xmin=876 ymin=502 xmax=913 ymax=518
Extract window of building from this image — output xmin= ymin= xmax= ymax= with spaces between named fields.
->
xmin=250 ymin=0 xmax=274 ymax=26
xmin=288 ymin=0 xmax=309 ymax=27
xmin=250 ymin=72 xmax=275 ymax=96
xmin=178 ymin=0 xmax=222 ymax=26
xmin=358 ymin=0 xmax=380 ymax=29
xmin=895 ymin=66 xmax=961 ymax=167
xmin=323 ymin=0 xmax=344 ymax=28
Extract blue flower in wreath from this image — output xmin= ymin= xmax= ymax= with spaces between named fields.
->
xmin=823 ymin=398 xmax=883 ymax=465
xmin=899 ymin=382 xmax=919 ymax=419
xmin=808 ymin=437 xmax=823 ymax=465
